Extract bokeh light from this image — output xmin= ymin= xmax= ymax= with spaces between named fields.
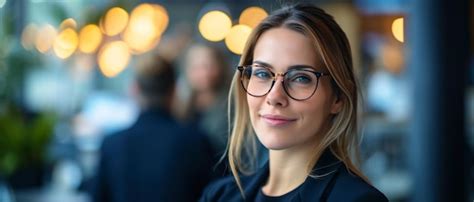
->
xmin=0 ymin=0 xmax=6 ymax=8
xmin=239 ymin=7 xmax=268 ymax=28
xmin=98 ymin=41 xmax=131 ymax=78
xmin=78 ymin=24 xmax=103 ymax=54
xmin=35 ymin=24 xmax=57 ymax=53
xmin=122 ymin=3 xmax=167 ymax=54
xmin=102 ymin=7 xmax=129 ymax=36
xmin=198 ymin=10 xmax=232 ymax=42
xmin=392 ymin=17 xmax=404 ymax=43
xmin=59 ymin=18 xmax=77 ymax=31
xmin=53 ymin=28 xmax=79 ymax=59
xmin=21 ymin=23 xmax=38 ymax=50
xmin=225 ymin=24 xmax=252 ymax=55
xmin=152 ymin=4 xmax=169 ymax=34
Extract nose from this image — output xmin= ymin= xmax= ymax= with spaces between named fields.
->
xmin=265 ymin=77 xmax=288 ymax=107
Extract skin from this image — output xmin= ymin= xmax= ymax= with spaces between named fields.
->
xmin=247 ymin=27 xmax=342 ymax=196
xmin=185 ymin=46 xmax=221 ymax=110
xmin=186 ymin=46 xmax=220 ymax=93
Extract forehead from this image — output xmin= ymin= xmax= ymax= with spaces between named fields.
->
xmin=187 ymin=46 xmax=212 ymax=59
xmin=253 ymin=27 xmax=320 ymax=70
xmin=186 ymin=46 xmax=217 ymax=66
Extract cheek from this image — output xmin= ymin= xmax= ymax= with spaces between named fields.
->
xmin=303 ymin=106 xmax=326 ymax=127
xmin=247 ymin=95 xmax=261 ymax=123
xmin=301 ymin=94 xmax=335 ymax=131
xmin=207 ymin=67 xmax=220 ymax=82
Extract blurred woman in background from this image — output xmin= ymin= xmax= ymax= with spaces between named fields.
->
xmin=176 ymin=43 xmax=231 ymax=158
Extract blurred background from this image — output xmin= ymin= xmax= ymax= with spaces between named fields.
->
xmin=0 ymin=0 xmax=472 ymax=202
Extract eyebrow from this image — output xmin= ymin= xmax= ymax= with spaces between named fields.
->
xmin=252 ymin=60 xmax=317 ymax=71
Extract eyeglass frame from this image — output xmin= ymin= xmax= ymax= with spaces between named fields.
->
xmin=237 ymin=64 xmax=331 ymax=101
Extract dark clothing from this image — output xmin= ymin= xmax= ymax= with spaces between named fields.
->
xmin=92 ymin=108 xmax=214 ymax=202
xmin=200 ymin=150 xmax=388 ymax=202
xmin=186 ymin=91 xmax=230 ymax=178
xmin=188 ymin=90 xmax=229 ymax=155
xmin=254 ymin=185 xmax=300 ymax=202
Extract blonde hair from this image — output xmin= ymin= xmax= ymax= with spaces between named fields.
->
xmin=226 ymin=3 xmax=366 ymax=198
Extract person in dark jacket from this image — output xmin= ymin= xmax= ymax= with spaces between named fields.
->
xmin=200 ymin=3 xmax=388 ymax=202
xmin=91 ymin=53 xmax=214 ymax=202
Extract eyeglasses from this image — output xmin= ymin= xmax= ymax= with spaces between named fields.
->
xmin=237 ymin=64 xmax=330 ymax=101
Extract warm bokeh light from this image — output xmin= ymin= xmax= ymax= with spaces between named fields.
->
xmin=35 ymin=24 xmax=57 ymax=53
xmin=392 ymin=17 xmax=404 ymax=42
xmin=199 ymin=10 xmax=232 ymax=42
xmin=239 ymin=7 xmax=268 ymax=28
xmin=153 ymin=4 xmax=169 ymax=34
xmin=21 ymin=23 xmax=38 ymax=50
xmin=53 ymin=28 xmax=79 ymax=59
xmin=59 ymin=18 xmax=77 ymax=30
xmin=123 ymin=28 xmax=161 ymax=54
xmin=98 ymin=41 xmax=131 ymax=77
xmin=102 ymin=7 xmax=129 ymax=36
xmin=122 ymin=3 xmax=167 ymax=54
xmin=225 ymin=24 xmax=252 ymax=55
xmin=78 ymin=24 xmax=103 ymax=53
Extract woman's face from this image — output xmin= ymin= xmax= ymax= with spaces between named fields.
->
xmin=186 ymin=46 xmax=220 ymax=92
xmin=247 ymin=27 xmax=341 ymax=151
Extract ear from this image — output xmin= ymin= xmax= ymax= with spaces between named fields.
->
xmin=330 ymin=94 xmax=343 ymax=114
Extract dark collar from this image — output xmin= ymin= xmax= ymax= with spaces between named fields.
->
xmin=242 ymin=149 xmax=342 ymax=201
xmin=135 ymin=107 xmax=173 ymax=125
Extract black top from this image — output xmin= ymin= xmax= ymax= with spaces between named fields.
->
xmin=200 ymin=149 xmax=388 ymax=202
xmin=255 ymin=184 xmax=302 ymax=202
xmin=91 ymin=108 xmax=214 ymax=202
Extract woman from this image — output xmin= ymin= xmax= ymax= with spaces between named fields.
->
xmin=176 ymin=43 xmax=231 ymax=157
xmin=200 ymin=3 xmax=388 ymax=202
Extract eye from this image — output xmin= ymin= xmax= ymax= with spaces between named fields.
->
xmin=252 ymin=68 xmax=272 ymax=80
xmin=288 ymin=72 xmax=313 ymax=84
xmin=292 ymin=75 xmax=312 ymax=83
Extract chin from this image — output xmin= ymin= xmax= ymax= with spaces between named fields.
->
xmin=263 ymin=144 xmax=292 ymax=151
xmin=256 ymin=133 xmax=295 ymax=151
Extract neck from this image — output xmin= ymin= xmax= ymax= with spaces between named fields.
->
xmin=262 ymin=139 xmax=321 ymax=196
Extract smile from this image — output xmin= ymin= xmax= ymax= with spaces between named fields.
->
xmin=260 ymin=114 xmax=297 ymax=126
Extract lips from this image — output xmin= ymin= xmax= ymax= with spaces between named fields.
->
xmin=260 ymin=114 xmax=297 ymax=126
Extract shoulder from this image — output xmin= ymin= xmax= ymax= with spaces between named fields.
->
xmin=326 ymin=166 xmax=388 ymax=202
xmin=100 ymin=130 xmax=128 ymax=153
xmin=199 ymin=176 xmax=243 ymax=202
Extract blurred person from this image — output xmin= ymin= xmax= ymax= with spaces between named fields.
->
xmin=176 ymin=43 xmax=231 ymax=159
xmin=91 ymin=53 xmax=214 ymax=202
xmin=200 ymin=3 xmax=388 ymax=201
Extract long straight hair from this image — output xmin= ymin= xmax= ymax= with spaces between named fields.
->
xmin=226 ymin=3 xmax=366 ymax=197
